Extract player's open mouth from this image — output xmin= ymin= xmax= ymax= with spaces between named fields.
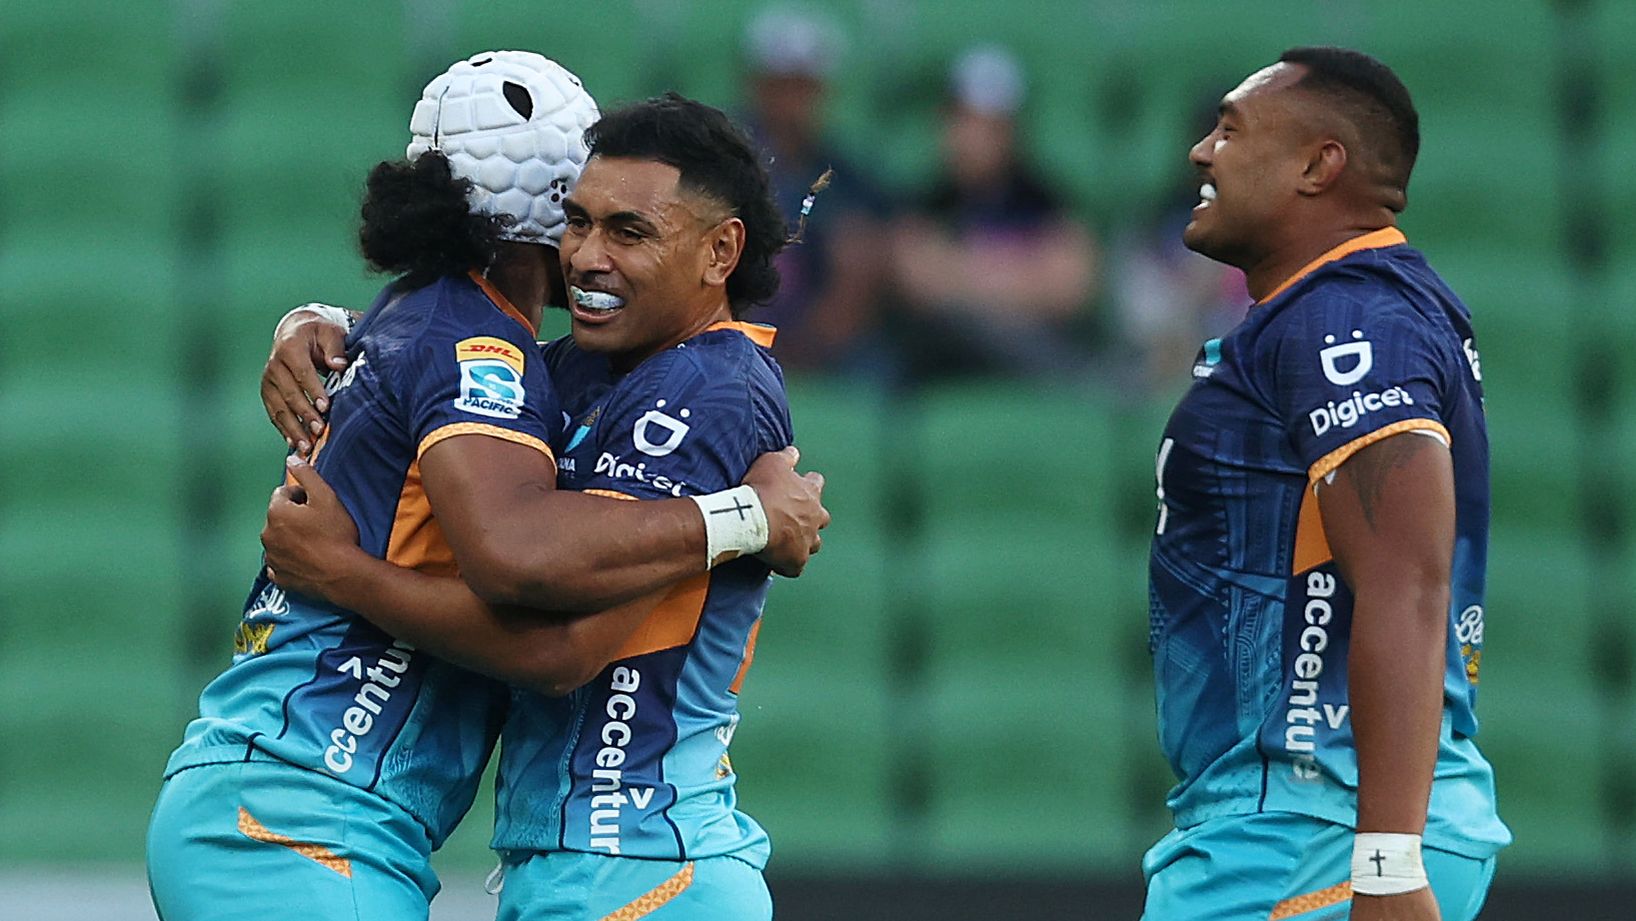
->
xmin=570 ymin=286 xmax=626 ymax=322
xmin=1196 ymin=182 xmax=1217 ymax=211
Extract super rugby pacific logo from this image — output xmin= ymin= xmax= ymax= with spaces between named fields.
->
xmin=454 ymin=336 xmax=526 ymax=419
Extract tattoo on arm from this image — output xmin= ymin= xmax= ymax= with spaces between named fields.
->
xmin=1341 ymin=433 xmax=1434 ymax=529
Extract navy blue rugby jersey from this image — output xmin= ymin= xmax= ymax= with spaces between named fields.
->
xmin=166 ymin=271 xmax=562 ymax=846
xmin=1149 ymin=228 xmax=1509 ymax=856
xmin=491 ymin=321 xmax=791 ymax=866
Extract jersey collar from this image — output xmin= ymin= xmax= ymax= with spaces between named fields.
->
xmin=703 ymin=320 xmax=777 ymax=347
xmin=1257 ymin=227 xmax=1407 ymax=305
xmin=468 ymin=270 xmax=538 ymax=336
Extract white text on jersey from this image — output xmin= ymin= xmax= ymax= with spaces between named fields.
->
xmin=323 ymin=640 xmax=415 ymax=775
xmin=590 ymin=666 xmax=656 ymax=854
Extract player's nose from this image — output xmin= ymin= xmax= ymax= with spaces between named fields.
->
xmin=1188 ymin=132 xmax=1215 ymax=167
xmin=568 ymin=228 xmax=614 ymax=275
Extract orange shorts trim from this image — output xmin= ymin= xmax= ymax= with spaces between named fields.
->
xmin=236 ymin=806 xmax=353 ymax=878
xmin=597 ymin=861 xmax=695 ymax=920
xmin=1269 ymin=880 xmax=1352 ymax=920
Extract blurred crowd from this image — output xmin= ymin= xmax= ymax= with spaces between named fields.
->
xmin=734 ymin=5 xmax=1248 ymax=393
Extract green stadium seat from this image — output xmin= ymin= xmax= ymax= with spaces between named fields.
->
xmin=0 ymin=375 xmax=182 ymax=510
xmin=0 ymin=651 xmax=186 ymax=862
xmin=783 ymin=377 xmax=890 ymax=527
xmin=922 ymin=671 xmax=1128 ymax=871
xmin=1403 ymin=111 xmax=1559 ymax=254
xmin=917 ymin=522 xmax=1121 ymax=664
xmin=0 ymin=1 xmax=178 ymax=245
xmin=1475 ymin=675 xmax=1606 ymax=873
xmin=215 ymin=2 xmax=411 ymax=95
xmin=911 ymin=383 xmax=1119 ymax=529
xmin=1435 ymin=251 xmax=1581 ymax=533
xmin=0 ymin=236 xmax=180 ymax=364
xmin=908 ymin=514 xmax=1135 ymax=867
xmin=1483 ymin=526 xmax=1597 ymax=698
xmin=731 ymin=669 xmax=895 ymax=866
xmin=730 ymin=519 xmax=896 ymax=864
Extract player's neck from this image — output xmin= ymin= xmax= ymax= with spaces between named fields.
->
xmin=608 ymin=299 xmax=734 ymax=374
xmin=1245 ymin=220 xmax=1397 ymax=302
xmin=487 ymin=243 xmax=556 ymax=331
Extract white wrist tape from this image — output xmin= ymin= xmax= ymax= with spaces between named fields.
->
xmin=1351 ymin=833 xmax=1428 ymax=896
xmin=690 ymin=485 xmax=770 ymax=569
xmin=281 ymin=302 xmax=356 ymax=335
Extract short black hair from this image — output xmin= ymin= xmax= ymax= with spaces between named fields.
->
xmin=584 ymin=92 xmax=785 ymax=315
xmin=358 ymin=151 xmax=510 ymax=286
xmin=1279 ymin=46 xmax=1420 ymax=207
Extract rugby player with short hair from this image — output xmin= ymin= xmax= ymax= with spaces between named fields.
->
xmin=149 ymin=54 xmax=825 ymax=921
xmin=261 ymin=93 xmax=809 ymax=919
xmin=1142 ymin=47 xmax=1509 ymax=921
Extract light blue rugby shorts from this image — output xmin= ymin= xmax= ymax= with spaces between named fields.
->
xmin=494 ymin=848 xmax=770 ymax=921
xmin=1141 ymin=812 xmax=1497 ymax=921
xmin=147 ymin=759 xmax=439 ymax=921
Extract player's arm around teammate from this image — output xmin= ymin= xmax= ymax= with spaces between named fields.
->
xmin=260 ymin=307 xmax=823 ymax=596
xmin=260 ymin=445 xmax=810 ymax=696
xmin=259 ymin=94 xmax=821 ymax=698
xmin=265 ymin=95 xmax=807 ymax=921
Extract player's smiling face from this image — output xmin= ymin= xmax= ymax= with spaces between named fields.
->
xmin=1182 ymin=63 xmax=1312 ymax=268
xmin=559 ymin=155 xmax=735 ymax=370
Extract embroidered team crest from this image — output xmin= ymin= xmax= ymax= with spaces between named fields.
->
xmin=454 ymin=336 xmax=526 ymax=419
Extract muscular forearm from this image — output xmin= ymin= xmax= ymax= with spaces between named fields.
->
xmin=1348 ymin=580 xmax=1448 ymax=833
xmin=320 ymin=547 xmax=577 ymax=692
xmin=462 ymin=486 xmax=706 ymax=612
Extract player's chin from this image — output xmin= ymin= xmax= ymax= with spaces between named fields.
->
xmin=1181 ymin=217 xmax=1222 ymax=258
xmin=568 ymin=320 xmax=636 ymax=357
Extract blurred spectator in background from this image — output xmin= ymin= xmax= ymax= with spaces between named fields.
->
xmin=740 ymin=5 xmax=892 ymax=375
xmin=888 ymin=45 xmax=1100 ymax=383
xmin=1106 ymin=95 xmax=1249 ymax=392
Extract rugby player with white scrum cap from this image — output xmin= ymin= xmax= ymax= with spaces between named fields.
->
xmin=148 ymin=51 xmax=826 ymax=921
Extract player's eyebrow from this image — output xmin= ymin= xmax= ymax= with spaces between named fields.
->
xmin=1219 ymin=100 xmax=1241 ymax=120
xmin=603 ymin=210 xmax=659 ymax=232
xmin=563 ymin=197 xmax=659 ymax=234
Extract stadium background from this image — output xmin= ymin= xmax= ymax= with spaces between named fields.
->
xmin=2 ymin=0 xmax=1633 ymax=918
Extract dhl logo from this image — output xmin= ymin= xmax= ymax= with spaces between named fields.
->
xmin=455 ymin=336 xmax=526 ymax=373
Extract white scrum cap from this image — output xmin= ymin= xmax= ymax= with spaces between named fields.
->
xmin=407 ymin=51 xmax=599 ymax=244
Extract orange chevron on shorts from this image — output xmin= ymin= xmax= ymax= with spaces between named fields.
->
xmin=597 ymin=861 xmax=696 ymax=920
xmin=1269 ymin=880 xmax=1352 ymax=919
xmin=236 ymin=806 xmax=353 ymax=878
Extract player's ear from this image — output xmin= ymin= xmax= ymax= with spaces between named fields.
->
xmin=702 ymin=217 xmax=745 ymax=288
xmin=1298 ymin=138 xmax=1347 ymax=196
